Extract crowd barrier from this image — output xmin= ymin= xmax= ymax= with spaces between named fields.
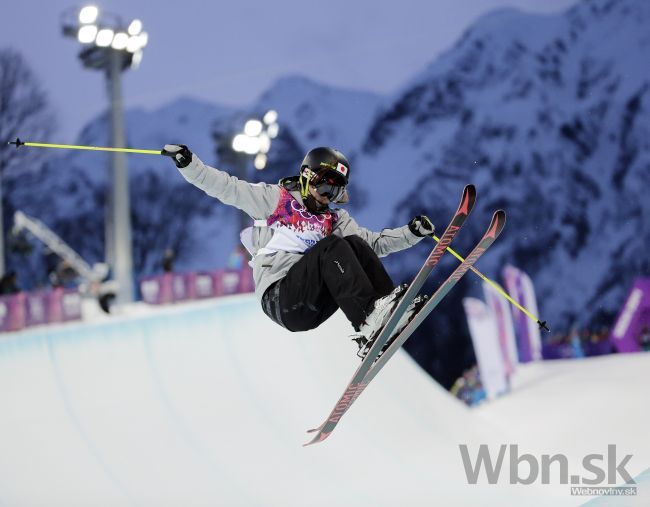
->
xmin=0 ymin=288 xmax=82 ymax=333
xmin=139 ymin=268 xmax=254 ymax=305
xmin=0 ymin=268 xmax=254 ymax=334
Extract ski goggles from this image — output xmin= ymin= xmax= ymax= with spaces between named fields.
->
xmin=311 ymin=170 xmax=347 ymax=201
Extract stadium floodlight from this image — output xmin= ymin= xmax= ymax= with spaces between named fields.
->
xmin=79 ymin=5 xmax=99 ymax=24
xmin=247 ymin=137 xmax=262 ymax=155
xmin=111 ymin=32 xmax=129 ymax=50
xmin=258 ymin=133 xmax=271 ymax=154
xmin=232 ymin=134 xmax=248 ymax=153
xmin=263 ymin=110 xmax=278 ymax=125
xmin=233 ymin=111 xmax=279 ymax=159
xmin=131 ymin=50 xmax=143 ymax=69
xmin=60 ymin=6 xmax=149 ymax=305
xmin=228 ymin=110 xmax=278 ymax=233
xmin=254 ymin=153 xmax=267 ymax=170
xmin=244 ymin=119 xmax=263 ymax=137
xmin=95 ymin=28 xmax=114 ymax=47
xmin=78 ymin=25 xmax=98 ymax=43
xmin=267 ymin=123 xmax=279 ymax=139
xmin=232 ymin=134 xmax=262 ymax=155
xmin=128 ymin=19 xmax=142 ymax=36
xmin=126 ymin=36 xmax=141 ymax=53
xmin=63 ymin=6 xmax=147 ymax=60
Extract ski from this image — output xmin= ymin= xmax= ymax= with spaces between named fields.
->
xmin=363 ymin=209 xmax=506 ymax=386
xmin=304 ymin=184 xmax=476 ymax=446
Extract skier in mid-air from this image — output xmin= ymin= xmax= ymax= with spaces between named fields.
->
xmin=162 ymin=144 xmax=434 ymax=354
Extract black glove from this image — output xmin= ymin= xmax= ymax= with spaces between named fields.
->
xmin=408 ymin=215 xmax=435 ymax=237
xmin=161 ymin=144 xmax=193 ymax=168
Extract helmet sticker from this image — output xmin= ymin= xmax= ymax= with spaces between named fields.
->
xmin=336 ymin=162 xmax=348 ymax=177
xmin=301 ymin=167 xmax=316 ymax=179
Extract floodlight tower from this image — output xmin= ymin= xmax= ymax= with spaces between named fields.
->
xmin=231 ymin=110 xmax=279 ymax=232
xmin=61 ymin=5 xmax=149 ymax=304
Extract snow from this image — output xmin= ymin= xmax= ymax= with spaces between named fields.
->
xmin=0 ymin=296 xmax=648 ymax=506
xmin=353 ymin=0 xmax=650 ymax=332
xmin=255 ymin=75 xmax=383 ymax=153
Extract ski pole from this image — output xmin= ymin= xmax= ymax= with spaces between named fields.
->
xmin=430 ymin=233 xmax=550 ymax=332
xmin=7 ymin=138 xmax=162 ymax=155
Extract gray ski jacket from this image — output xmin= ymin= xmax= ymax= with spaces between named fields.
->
xmin=176 ymin=154 xmax=424 ymax=302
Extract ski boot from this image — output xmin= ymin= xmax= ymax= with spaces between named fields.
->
xmin=356 ymin=284 xmax=408 ymax=341
xmin=353 ymin=294 xmax=428 ymax=361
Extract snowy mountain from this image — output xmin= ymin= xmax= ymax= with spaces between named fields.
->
xmin=349 ymin=0 xmax=650 ymax=382
xmin=209 ymin=75 xmax=383 ymax=202
xmin=6 ymin=0 xmax=649 ymax=386
xmin=255 ymin=75 xmax=382 ymax=153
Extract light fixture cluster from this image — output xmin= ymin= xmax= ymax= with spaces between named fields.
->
xmin=74 ymin=5 xmax=148 ymax=66
xmin=232 ymin=110 xmax=279 ymax=170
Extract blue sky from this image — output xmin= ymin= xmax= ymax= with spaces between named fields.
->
xmin=3 ymin=0 xmax=577 ymax=140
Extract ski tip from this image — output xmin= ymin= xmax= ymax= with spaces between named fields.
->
xmin=486 ymin=210 xmax=506 ymax=239
xmin=304 ymin=431 xmax=331 ymax=447
xmin=8 ymin=137 xmax=24 ymax=148
xmin=538 ymin=320 xmax=550 ymax=332
xmin=460 ymin=185 xmax=477 ymax=215
xmin=307 ymin=422 xmax=326 ymax=434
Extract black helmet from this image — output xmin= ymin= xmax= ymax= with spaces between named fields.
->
xmin=300 ymin=147 xmax=350 ymax=185
xmin=299 ymin=147 xmax=350 ymax=205
xmin=300 ymin=147 xmax=350 ymax=183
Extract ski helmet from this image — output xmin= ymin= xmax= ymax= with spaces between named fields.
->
xmin=298 ymin=147 xmax=350 ymax=202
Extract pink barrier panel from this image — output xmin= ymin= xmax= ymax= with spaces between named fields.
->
xmin=0 ymin=293 xmax=26 ymax=333
xmin=141 ymin=268 xmax=253 ymax=305
xmin=184 ymin=273 xmax=197 ymax=300
xmin=61 ymin=289 xmax=82 ymax=322
xmin=185 ymin=272 xmax=215 ymax=299
xmin=213 ymin=270 xmax=242 ymax=297
xmin=172 ymin=274 xmax=189 ymax=302
xmin=159 ymin=274 xmax=173 ymax=304
xmin=214 ymin=268 xmax=254 ymax=296
xmin=46 ymin=288 xmax=65 ymax=323
xmin=26 ymin=291 xmax=49 ymax=327
xmin=239 ymin=266 xmax=254 ymax=293
xmin=140 ymin=274 xmax=173 ymax=305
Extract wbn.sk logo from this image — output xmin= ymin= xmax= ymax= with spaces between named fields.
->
xmin=459 ymin=444 xmax=637 ymax=496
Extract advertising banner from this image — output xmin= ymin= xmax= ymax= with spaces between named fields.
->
xmin=610 ymin=278 xmax=650 ymax=353
xmin=61 ymin=289 xmax=82 ymax=322
xmin=140 ymin=274 xmax=173 ymax=305
xmin=463 ymin=297 xmax=508 ymax=399
xmin=503 ymin=265 xmax=542 ymax=362
xmin=213 ymin=270 xmax=245 ymax=296
xmin=483 ymin=281 xmax=518 ymax=376
xmin=0 ymin=293 xmax=26 ymax=333
xmin=25 ymin=291 xmax=48 ymax=327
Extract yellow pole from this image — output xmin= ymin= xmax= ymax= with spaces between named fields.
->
xmin=431 ymin=233 xmax=549 ymax=332
xmin=8 ymin=138 xmax=161 ymax=155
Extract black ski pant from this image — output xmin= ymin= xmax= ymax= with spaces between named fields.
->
xmin=261 ymin=235 xmax=395 ymax=332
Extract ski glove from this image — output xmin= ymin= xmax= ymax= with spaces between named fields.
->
xmin=408 ymin=215 xmax=435 ymax=237
xmin=162 ymin=144 xmax=193 ymax=168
